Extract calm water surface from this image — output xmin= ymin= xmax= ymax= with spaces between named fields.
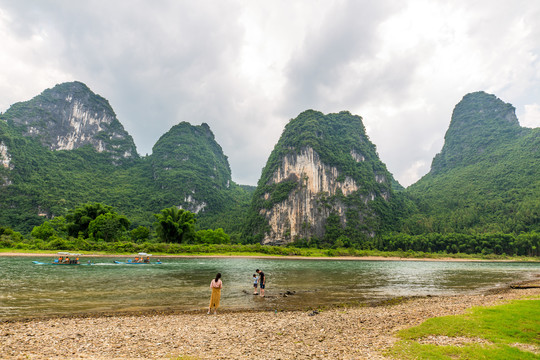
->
xmin=0 ymin=256 xmax=538 ymax=319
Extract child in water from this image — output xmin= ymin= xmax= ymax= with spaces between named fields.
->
xmin=252 ymin=273 xmax=258 ymax=295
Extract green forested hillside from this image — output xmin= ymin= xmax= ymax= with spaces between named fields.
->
xmin=404 ymin=92 xmax=539 ymax=234
xmin=430 ymin=91 xmax=526 ymax=174
xmin=149 ymin=122 xmax=232 ymax=212
xmin=0 ymin=84 xmax=251 ymax=235
xmin=0 ymin=123 xmax=251 ymax=235
xmin=0 ymin=118 xmax=139 ymax=231
xmin=145 ymin=122 xmax=252 ymax=238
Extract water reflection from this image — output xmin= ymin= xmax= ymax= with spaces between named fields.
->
xmin=0 ymin=256 xmax=538 ymax=318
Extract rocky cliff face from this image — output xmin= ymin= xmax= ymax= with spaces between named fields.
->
xmin=271 ymin=147 xmax=360 ymax=196
xmin=0 ymin=139 xmax=13 ymax=186
xmin=247 ymin=110 xmax=399 ymax=245
xmin=259 ymin=146 xmax=387 ymax=243
xmin=0 ymin=141 xmax=12 ymax=169
xmin=1 ymin=81 xmax=138 ymax=161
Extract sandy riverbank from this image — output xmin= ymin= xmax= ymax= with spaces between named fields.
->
xmin=2 ymin=282 xmax=539 ymax=359
xmin=1 ymin=251 xmax=536 ymax=262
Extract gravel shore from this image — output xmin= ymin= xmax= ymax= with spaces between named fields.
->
xmin=1 ymin=282 xmax=539 ymax=359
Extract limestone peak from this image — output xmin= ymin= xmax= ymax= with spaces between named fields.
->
xmin=1 ymin=81 xmax=138 ymax=161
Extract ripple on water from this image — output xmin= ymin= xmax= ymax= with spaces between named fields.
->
xmin=0 ymin=256 xmax=538 ymax=318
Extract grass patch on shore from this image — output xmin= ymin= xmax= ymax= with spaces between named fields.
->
xmin=387 ymin=297 xmax=540 ymax=359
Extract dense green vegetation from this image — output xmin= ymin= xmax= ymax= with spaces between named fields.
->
xmin=377 ymin=232 xmax=538 ymax=256
xmin=0 ymin=202 xmax=537 ymax=257
xmin=0 ymin=86 xmax=252 ymax=238
xmin=405 ymin=93 xmax=540 ymax=235
xmin=1 ymin=200 xmax=536 ymax=258
xmin=388 ymin=298 xmax=540 ymax=359
xmin=65 ymin=202 xmax=130 ymax=239
xmin=1 ymin=226 xmax=537 ymax=261
xmin=153 ymin=206 xmax=196 ymax=243
xmin=0 ymin=84 xmax=538 ymax=258
xmin=285 ymin=231 xmax=538 ymax=256
xmin=0 ymin=202 xmax=233 ymax=250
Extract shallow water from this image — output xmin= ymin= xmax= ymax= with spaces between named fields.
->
xmin=0 ymin=256 xmax=538 ymax=318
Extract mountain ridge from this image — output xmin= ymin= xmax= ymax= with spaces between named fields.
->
xmin=0 ymin=81 xmax=538 ymax=244
xmin=0 ymin=82 xmax=250 ymax=233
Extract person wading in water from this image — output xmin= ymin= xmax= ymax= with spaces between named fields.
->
xmin=208 ymin=273 xmax=223 ymax=314
xmin=256 ymin=269 xmax=265 ymax=297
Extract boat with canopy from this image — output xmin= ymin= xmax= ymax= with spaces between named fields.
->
xmin=114 ymin=252 xmax=162 ymax=265
xmin=32 ymin=252 xmax=92 ymax=265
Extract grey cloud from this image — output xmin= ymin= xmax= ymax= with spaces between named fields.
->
xmin=3 ymin=1 xmax=248 ymax=154
xmin=1 ymin=0 xmax=539 ymax=187
xmin=282 ymin=0 xmax=404 ymax=114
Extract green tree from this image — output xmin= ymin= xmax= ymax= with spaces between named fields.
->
xmin=130 ymin=226 xmax=150 ymax=242
xmin=88 ymin=213 xmax=130 ymax=242
xmin=195 ymin=228 xmax=230 ymax=244
xmin=0 ymin=226 xmax=23 ymax=244
xmin=153 ymin=207 xmax=196 ymax=243
xmin=65 ymin=202 xmax=116 ymax=238
xmin=31 ymin=221 xmax=57 ymax=240
xmin=48 ymin=216 xmax=68 ymax=237
xmin=323 ymin=213 xmax=343 ymax=247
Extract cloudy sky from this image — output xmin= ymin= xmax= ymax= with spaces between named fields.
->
xmin=1 ymin=1 xmax=539 ymax=187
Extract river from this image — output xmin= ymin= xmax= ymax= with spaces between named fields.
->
xmin=1 ymin=256 xmax=538 ymax=319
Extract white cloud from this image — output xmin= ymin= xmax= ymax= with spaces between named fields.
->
xmin=521 ymin=104 xmax=540 ymax=128
xmin=0 ymin=8 xmax=72 ymax=111
xmin=402 ymin=160 xmax=428 ymax=187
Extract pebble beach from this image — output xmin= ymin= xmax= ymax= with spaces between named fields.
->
xmin=1 ymin=281 xmax=539 ymax=359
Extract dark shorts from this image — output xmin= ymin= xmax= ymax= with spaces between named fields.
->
xmin=260 ymin=284 xmax=265 ymax=289
xmin=253 ymin=283 xmax=258 ymax=288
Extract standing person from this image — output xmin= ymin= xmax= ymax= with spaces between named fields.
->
xmin=208 ymin=273 xmax=223 ymax=314
xmin=252 ymin=273 xmax=259 ymax=295
xmin=256 ymin=269 xmax=265 ymax=297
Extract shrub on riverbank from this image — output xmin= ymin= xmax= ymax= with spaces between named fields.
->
xmin=1 ymin=237 xmax=538 ymax=261
xmin=1 ymin=221 xmax=539 ymax=259
xmin=290 ymin=231 xmax=540 ymax=257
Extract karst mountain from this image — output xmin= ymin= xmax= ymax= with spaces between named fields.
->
xmin=0 ymin=83 xmax=538 ymax=241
